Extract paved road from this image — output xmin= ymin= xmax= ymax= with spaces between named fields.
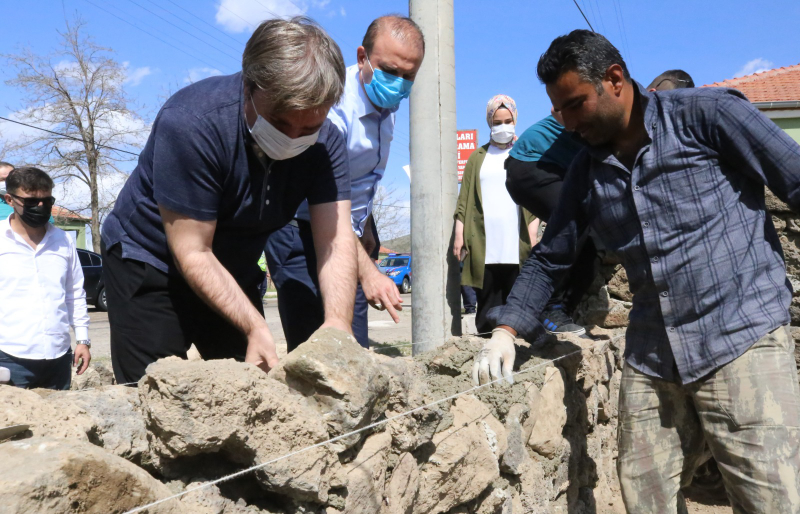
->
xmin=77 ymin=292 xmax=413 ymax=363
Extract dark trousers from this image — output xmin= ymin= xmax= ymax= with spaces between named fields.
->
xmin=505 ymin=156 xmax=599 ymax=313
xmin=103 ymin=243 xmax=260 ymax=384
xmin=0 ymin=348 xmax=72 ymax=390
xmin=461 ymin=285 xmax=477 ymax=314
xmin=265 ymin=221 xmax=369 ymax=352
xmin=475 ymin=264 xmax=520 ymax=335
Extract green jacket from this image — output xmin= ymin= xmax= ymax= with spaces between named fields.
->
xmin=455 ymin=143 xmax=537 ymax=289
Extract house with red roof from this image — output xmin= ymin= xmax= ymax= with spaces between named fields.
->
xmin=705 ymin=63 xmax=800 ymax=144
xmin=51 ymin=205 xmax=92 ymax=250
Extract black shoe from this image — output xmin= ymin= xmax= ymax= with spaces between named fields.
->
xmin=539 ymin=305 xmax=586 ymax=336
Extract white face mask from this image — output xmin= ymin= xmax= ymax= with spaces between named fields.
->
xmin=491 ymin=123 xmax=515 ymax=144
xmin=0 ymin=182 xmax=5 ymax=194
xmin=248 ymin=96 xmax=320 ymax=161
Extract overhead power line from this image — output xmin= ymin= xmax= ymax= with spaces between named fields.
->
xmin=124 ymin=0 xmax=241 ymax=61
xmin=0 ymin=116 xmax=141 ymax=157
xmin=571 ymin=0 xmax=595 ymax=32
xmin=83 ymin=0 xmax=230 ymax=72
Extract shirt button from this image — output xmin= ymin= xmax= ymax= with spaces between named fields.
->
xmin=651 ymin=122 xmax=657 ymax=129
xmin=265 ymin=200 xmax=270 ymax=205
xmin=669 ymin=327 xmax=676 ymax=333
xmin=634 ymin=185 xmax=640 ymax=191
xmin=652 ymin=256 xmax=659 ymax=262
xmin=267 ymin=185 xmax=270 ymax=191
xmin=642 ymin=221 xmax=650 ymax=228
xmin=661 ymin=291 xmax=669 ymax=297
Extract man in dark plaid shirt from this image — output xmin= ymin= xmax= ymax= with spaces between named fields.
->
xmin=474 ymin=30 xmax=800 ymax=513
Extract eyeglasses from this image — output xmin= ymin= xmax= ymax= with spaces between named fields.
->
xmin=8 ymin=193 xmax=56 ymax=208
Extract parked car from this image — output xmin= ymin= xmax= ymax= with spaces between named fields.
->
xmin=77 ymin=248 xmax=107 ymax=311
xmin=379 ymin=253 xmax=412 ymax=294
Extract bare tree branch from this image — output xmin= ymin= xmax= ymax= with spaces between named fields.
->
xmin=3 ymin=14 xmax=148 ymax=252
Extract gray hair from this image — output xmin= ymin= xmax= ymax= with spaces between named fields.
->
xmin=242 ymin=16 xmax=345 ymax=113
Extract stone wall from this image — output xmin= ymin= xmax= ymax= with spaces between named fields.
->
xmin=0 ymin=327 xmax=628 ymax=514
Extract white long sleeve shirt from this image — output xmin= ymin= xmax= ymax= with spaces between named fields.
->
xmin=0 ymin=216 xmax=89 ymax=359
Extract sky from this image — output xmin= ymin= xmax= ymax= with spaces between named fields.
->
xmin=1 ymin=0 xmax=799 ymax=235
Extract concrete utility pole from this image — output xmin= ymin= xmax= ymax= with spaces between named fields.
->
xmin=409 ymin=0 xmax=461 ymax=355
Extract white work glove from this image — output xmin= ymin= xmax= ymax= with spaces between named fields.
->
xmin=472 ymin=327 xmax=516 ymax=386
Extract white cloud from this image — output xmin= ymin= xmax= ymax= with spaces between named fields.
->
xmin=184 ymin=67 xmax=223 ymax=84
xmin=216 ymin=0 xmax=306 ymax=33
xmin=339 ymin=6 xmax=345 ymax=16
xmin=123 ymin=63 xmax=153 ymax=87
xmin=312 ymin=0 xmax=331 ymax=7
xmin=734 ymin=58 xmax=775 ymax=79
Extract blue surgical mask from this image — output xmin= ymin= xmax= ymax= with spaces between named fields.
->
xmin=363 ymin=56 xmax=413 ymax=109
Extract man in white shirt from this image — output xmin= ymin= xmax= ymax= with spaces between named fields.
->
xmin=0 ymin=167 xmax=90 ymax=389
xmin=266 ymin=15 xmax=425 ymax=350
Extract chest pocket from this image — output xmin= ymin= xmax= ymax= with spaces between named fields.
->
xmin=659 ymin=163 xmax=720 ymax=232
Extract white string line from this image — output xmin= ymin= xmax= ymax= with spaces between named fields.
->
xmin=122 ymin=347 xmax=585 ymax=514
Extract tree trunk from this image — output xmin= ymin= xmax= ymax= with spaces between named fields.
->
xmin=89 ymin=153 xmax=101 ymax=253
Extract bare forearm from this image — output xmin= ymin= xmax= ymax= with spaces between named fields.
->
xmin=177 ymin=250 xmax=265 ymax=335
xmin=356 ymin=232 xmax=376 ymax=282
xmin=317 ymin=234 xmax=357 ymax=327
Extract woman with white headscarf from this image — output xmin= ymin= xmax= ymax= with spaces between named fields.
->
xmin=454 ymin=95 xmax=539 ymax=335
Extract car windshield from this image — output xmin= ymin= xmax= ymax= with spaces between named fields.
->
xmin=380 ymin=258 xmax=409 ymax=267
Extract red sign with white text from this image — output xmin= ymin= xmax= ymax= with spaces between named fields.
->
xmin=457 ymin=129 xmax=478 ymax=183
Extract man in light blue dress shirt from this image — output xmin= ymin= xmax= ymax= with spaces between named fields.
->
xmin=266 ymin=15 xmax=425 ymax=350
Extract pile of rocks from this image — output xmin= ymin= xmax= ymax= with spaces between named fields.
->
xmin=0 ymin=326 xmax=627 ymax=514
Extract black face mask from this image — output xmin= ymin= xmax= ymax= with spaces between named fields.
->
xmin=16 ymin=203 xmax=51 ymax=228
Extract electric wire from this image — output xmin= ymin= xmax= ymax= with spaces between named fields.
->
xmin=0 ymin=116 xmax=140 ymax=157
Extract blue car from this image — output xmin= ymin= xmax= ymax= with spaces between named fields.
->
xmin=379 ymin=254 xmax=412 ymax=294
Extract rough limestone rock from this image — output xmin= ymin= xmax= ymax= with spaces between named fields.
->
xmin=416 ymin=395 xmax=501 ymax=514
xmin=178 ymin=482 xmax=281 ymax=514
xmin=139 ymin=358 xmax=337 ymax=503
xmin=342 ymin=432 xmax=392 ymax=513
xmin=0 ymin=437 xmax=182 ymax=514
xmin=70 ymin=360 xmax=115 ymax=390
xmin=500 ymin=403 xmax=530 ymax=475
xmin=376 ymin=353 xmax=443 ymax=452
xmin=0 ymin=385 xmax=93 ymax=441
xmin=270 ymin=328 xmax=391 ymax=449
xmin=56 ymin=386 xmax=149 ymax=465
xmin=577 ymin=285 xmax=632 ymax=328
xmin=606 ymin=266 xmax=633 ymax=302
xmin=382 ymin=452 xmax=419 ymax=514
xmin=528 ymin=367 xmax=567 ymax=458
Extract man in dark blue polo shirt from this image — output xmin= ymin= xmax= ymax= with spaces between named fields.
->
xmin=102 ymin=17 xmax=357 ymax=384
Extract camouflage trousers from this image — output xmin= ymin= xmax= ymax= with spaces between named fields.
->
xmin=617 ymin=326 xmax=800 ymax=514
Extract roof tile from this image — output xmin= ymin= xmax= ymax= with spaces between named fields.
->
xmin=703 ymin=63 xmax=800 ymax=103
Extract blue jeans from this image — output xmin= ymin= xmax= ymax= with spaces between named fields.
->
xmin=265 ymin=221 xmax=369 ymax=351
xmin=0 ymin=348 xmax=72 ymax=390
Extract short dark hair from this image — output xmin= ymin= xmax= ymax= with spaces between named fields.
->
xmin=537 ymin=30 xmax=630 ymax=91
xmin=646 ymin=69 xmax=695 ymax=90
xmin=6 ymin=166 xmax=54 ymax=195
xmin=0 ymin=161 xmax=14 ymax=170
xmin=362 ymin=15 xmax=425 ymax=55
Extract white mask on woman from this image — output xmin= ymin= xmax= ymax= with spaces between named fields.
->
xmin=249 ymin=96 xmax=319 ymax=161
xmin=490 ymin=123 xmax=515 ymax=144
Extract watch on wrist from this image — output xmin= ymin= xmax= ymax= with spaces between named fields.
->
xmin=76 ymin=340 xmax=91 ymax=348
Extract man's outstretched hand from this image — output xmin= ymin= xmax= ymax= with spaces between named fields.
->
xmin=472 ymin=327 xmax=516 ymax=386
